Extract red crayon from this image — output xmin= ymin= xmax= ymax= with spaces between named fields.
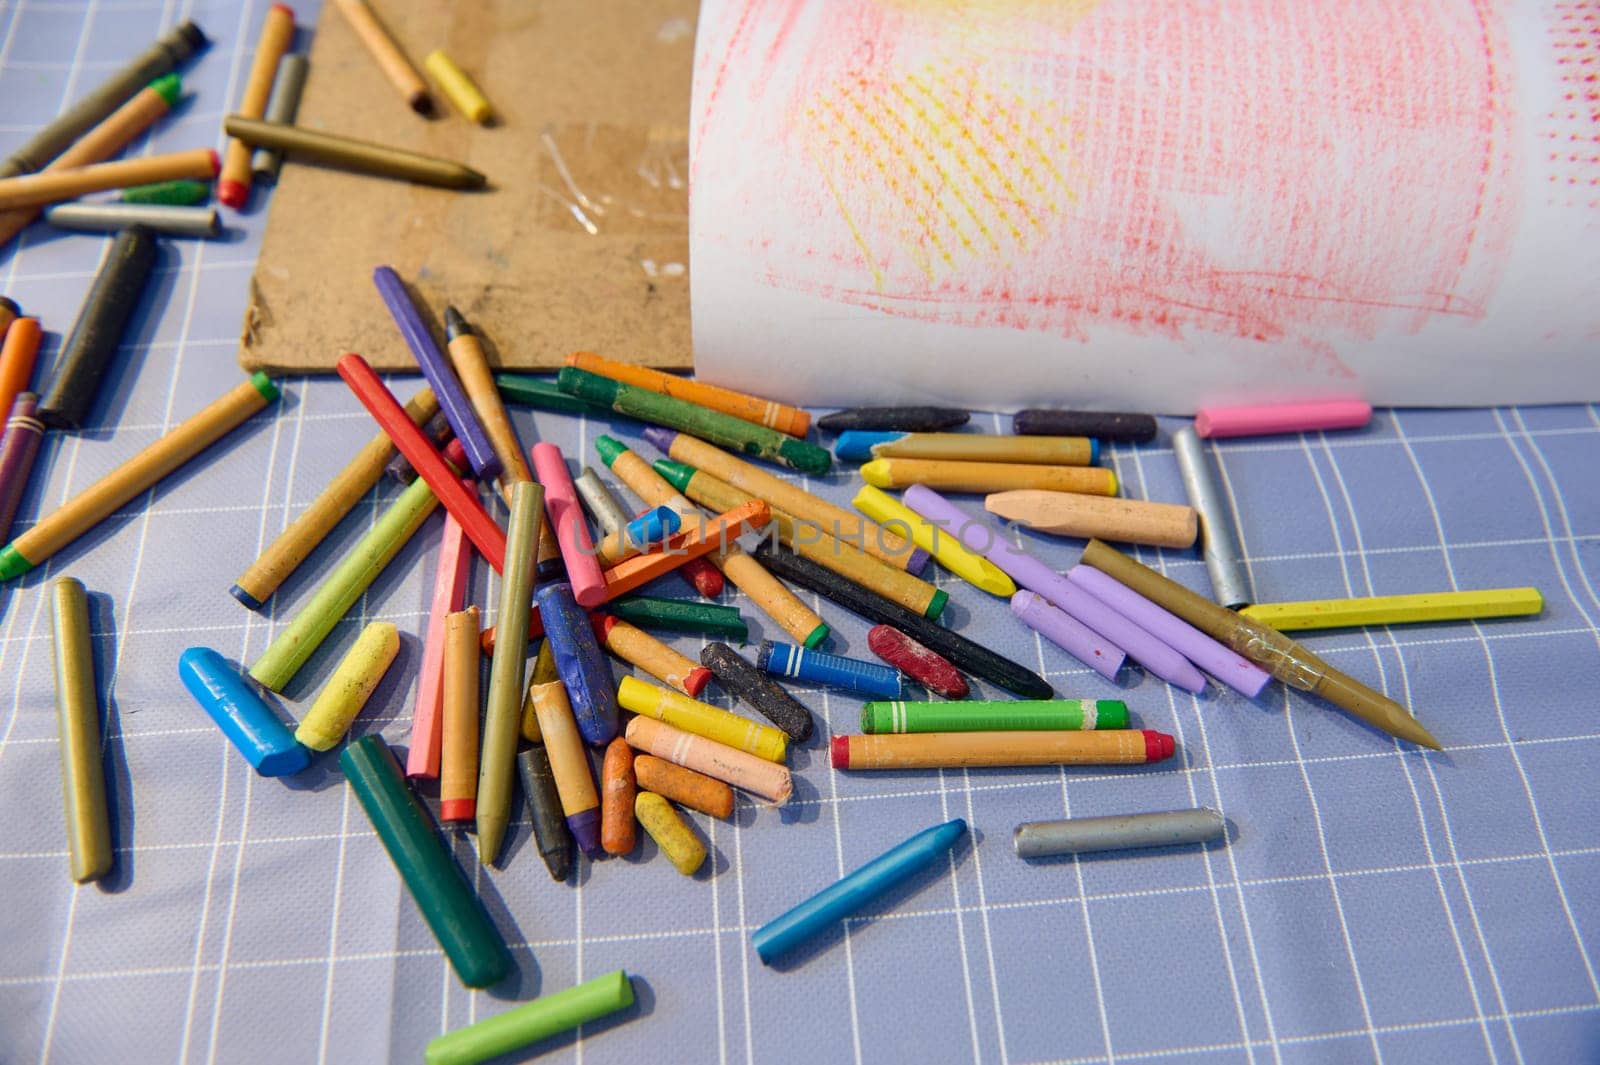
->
xmin=337 ymin=352 xmax=507 ymax=571
xmin=867 ymin=624 xmax=969 ymax=700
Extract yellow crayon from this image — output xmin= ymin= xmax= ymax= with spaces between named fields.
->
xmin=1241 ymin=588 xmax=1544 ymax=632
xmin=852 ymin=484 xmax=1015 ymax=598
xmin=424 ymin=50 xmax=493 ymax=124
xmin=617 ymin=676 xmax=787 ymax=763
xmin=634 ymin=791 xmax=705 ymax=876
xmin=861 ymin=458 xmax=1117 ymax=496
xmin=295 ymin=622 xmax=401 ymax=751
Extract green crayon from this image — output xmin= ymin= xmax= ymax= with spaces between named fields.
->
xmin=121 ymin=178 xmax=210 ymax=205
xmin=607 ymin=595 xmax=748 ymax=641
xmin=861 ymin=699 xmax=1130 ymax=734
xmin=424 ymin=970 xmax=634 ymax=1065
xmin=249 ymin=476 xmax=439 ymax=692
xmin=494 ymin=374 xmax=613 ymax=417
xmin=557 ymin=367 xmax=832 ymax=475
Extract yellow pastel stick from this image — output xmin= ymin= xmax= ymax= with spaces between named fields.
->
xmin=1240 ymin=588 xmax=1543 ymax=631
xmin=852 ymin=484 xmax=1015 ymax=598
xmin=617 ymin=676 xmax=788 ymax=763
xmin=634 ymin=791 xmax=706 ymax=876
xmin=423 ymin=49 xmax=493 ymax=124
xmin=295 ymin=621 xmax=401 ymax=750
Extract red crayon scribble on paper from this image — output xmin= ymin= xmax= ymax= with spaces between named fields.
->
xmin=698 ymin=0 xmax=1521 ymax=376
xmin=1546 ymin=1 xmax=1600 ymax=209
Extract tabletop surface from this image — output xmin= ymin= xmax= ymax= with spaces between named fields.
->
xmin=1 ymin=3 xmax=1598 ymax=1064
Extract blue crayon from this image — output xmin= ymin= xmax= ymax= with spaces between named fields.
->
xmin=753 ymin=819 xmax=967 ymax=964
xmin=177 ymin=647 xmax=311 ymax=776
xmin=372 ymin=266 xmax=501 ymax=481
xmin=833 ymin=430 xmax=904 ymax=463
xmin=534 ymin=574 xmax=619 ymax=745
xmin=757 ymin=639 xmax=903 ymax=699
xmin=624 ymin=504 xmax=680 ymax=549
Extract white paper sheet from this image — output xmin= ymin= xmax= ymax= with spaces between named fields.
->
xmin=688 ymin=0 xmax=1600 ymax=413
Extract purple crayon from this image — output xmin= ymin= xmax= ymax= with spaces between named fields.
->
xmin=1010 ymin=591 xmax=1126 ymax=682
xmin=1067 ymin=565 xmax=1271 ymax=698
xmin=372 ymin=266 xmax=500 ymax=481
xmin=0 ymin=393 xmax=45 ymax=545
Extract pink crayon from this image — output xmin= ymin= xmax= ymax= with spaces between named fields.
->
xmin=406 ymin=513 xmax=472 ymax=779
xmin=1194 ymin=400 xmax=1371 ymax=439
xmin=530 ymin=442 xmax=607 ymax=606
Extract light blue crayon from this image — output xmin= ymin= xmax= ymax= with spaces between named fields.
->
xmin=178 ymin=647 xmax=310 ymax=776
xmin=624 ymin=505 xmax=680 ymax=549
xmin=833 ymin=431 xmax=905 ymax=462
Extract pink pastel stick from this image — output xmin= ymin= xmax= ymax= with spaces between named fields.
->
xmin=405 ymin=512 xmax=472 ymax=778
xmin=1193 ymin=400 xmax=1372 ymax=439
xmin=530 ymin=442 xmax=607 ymax=607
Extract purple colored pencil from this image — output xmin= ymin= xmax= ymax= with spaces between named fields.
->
xmin=0 ymin=393 xmax=45 ymax=545
xmin=1010 ymin=591 xmax=1126 ymax=682
xmin=372 ymin=266 xmax=501 ymax=481
xmin=1067 ymin=565 xmax=1271 ymax=698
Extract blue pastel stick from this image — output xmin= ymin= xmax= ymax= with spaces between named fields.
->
xmin=372 ymin=266 xmax=501 ymax=481
xmin=757 ymin=639 xmax=903 ymax=699
xmin=177 ymin=647 xmax=311 ymax=776
xmin=833 ymin=431 xmax=904 ymax=462
xmin=624 ymin=505 xmax=680 ymax=549
xmin=753 ymin=819 xmax=967 ymax=964
xmin=534 ymin=576 xmax=619 ymax=745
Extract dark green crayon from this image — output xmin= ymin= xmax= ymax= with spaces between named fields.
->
xmin=557 ymin=367 xmax=832 ymax=475
xmin=340 ymin=736 xmax=512 ymax=988
xmin=494 ymin=374 xmax=614 ymax=416
xmin=121 ymin=179 xmax=211 ymax=205
xmin=517 ymin=746 xmax=573 ymax=882
xmin=862 ymin=699 xmax=1129 ymax=734
xmin=608 ymin=595 xmax=748 ymax=641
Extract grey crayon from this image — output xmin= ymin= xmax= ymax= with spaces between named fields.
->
xmin=251 ymin=54 xmax=309 ymax=183
xmin=1172 ymin=427 xmax=1252 ymax=609
xmin=1014 ymin=808 xmax=1227 ymax=858
xmin=574 ymin=467 xmax=633 ymax=536
xmin=44 ymin=202 xmax=220 ymax=239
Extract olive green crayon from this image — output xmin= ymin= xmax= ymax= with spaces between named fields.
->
xmin=424 ymin=970 xmax=634 ymax=1065
xmin=557 ymin=367 xmax=831 ymax=475
xmin=862 ymin=699 xmax=1129 ymax=734
xmin=495 ymin=374 xmax=614 ymax=417
xmin=50 ymin=578 xmax=113 ymax=883
xmin=121 ymin=179 xmax=210 ymax=205
xmin=223 ymin=115 xmax=485 ymax=189
xmin=341 ymin=736 xmax=512 ymax=989
xmin=607 ymin=595 xmax=748 ymax=641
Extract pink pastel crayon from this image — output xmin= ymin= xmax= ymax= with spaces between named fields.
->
xmin=530 ymin=442 xmax=607 ymax=606
xmin=1194 ymin=400 xmax=1371 ymax=439
xmin=406 ymin=512 xmax=472 ymax=778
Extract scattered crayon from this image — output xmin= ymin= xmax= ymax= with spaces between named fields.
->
xmin=217 ymin=3 xmax=295 ymax=208
xmin=531 ymin=442 xmax=606 ymax=605
xmin=406 ymin=514 xmax=472 ymax=778
xmin=422 ymin=971 xmax=634 ymax=1065
xmin=0 ymin=148 xmax=220 ymax=211
xmin=496 ymin=374 xmax=613 ymax=417
xmin=534 ymin=571 xmax=619 ymax=747
xmin=858 ymin=484 xmax=1016 ymax=598
xmin=38 ymin=226 xmax=158 ymax=430
xmin=833 ymin=430 xmax=904 ymax=462
xmin=341 ymin=736 xmax=512 ymax=989
xmin=122 ymin=178 xmax=210 ymax=205
xmin=1014 ymin=808 xmax=1227 ymax=858
xmin=295 ymin=621 xmax=400 ymax=751
xmin=757 ymin=546 xmax=1054 ymax=699
xmin=567 ymin=350 xmax=810 ymax=436
xmin=1239 ymin=588 xmax=1545 ymax=631
xmin=177 ymin=647 xmax=310 ymax=776
xmin=332 ymin=0 xmax=434 ymax=115
xmin=1013 ymin=409 xmax=1158 ymax=442
xmin=574 ymin=467 xmax=633 ymax=534
xmin=43 ymin=201 xmax=220 ymax=238
xmin=559 ymin=367 xmax=832 ymax=475
xmin=816 ymin=407 xmax=970 ymax=432
xmin=0 ymin=373 xmax=280 ymax=580
xmin=424 ymin=49 xmax=494 ymax=124
xmin=599 ymin=499 xmax=771 ymax=602
xmin=861 ymin=457 xmax=1117 ymax=496
xmin=385 ymin=411 xmax=452 ymax=484
xmin=1171 ymin=427 xmax=1252 ymax=609
xmin=831 ymin=729 xmax=1174 ymax=770
xmin=528 ymin=651 xmax=604 ymax=857
xmin=617 ymin=676 xmax=788 ymax=763
xmin=594 ymin=615 xmax=711 ymax=696
xmin=251 ymin=53 xmax=309 ymax=183
xmin=442 ymin=306 xmax=533 ymax=498
xmin=698 ymin=642 xmax=814 ymax=743
xmin=1015 ymin=583 xmax=1206 ymax=693
xmin=50 ymin=578 xmax=113 ymax=883
xmin=758 ymin=639 xmax=902 ymax=700
xmin=223 ymin=116 xmax=484 ymax=188
xmin=635 ymin=791 xmax=706 ymax=876
xmin=624 ymin=717 xmax=792 ymax=804
xmin=985 ymin=490 xmax=1198 ymax=549
xmin=632 ymin=754 xmax=735 ymax=819
xmin=600 ymin=738 xmax=638 ymax=856
xmin=592 ymin=436 xmax=729 ymax=600
xmin=861 ymin=699 xmax=1129 ymax=734
xmin=0 ymin=315 xmax=41 ymax=426
xmin=0 ymin=297 xmax=16 ymax=339
xmin=866 ymin=625 xmax=969 ymax=699
xmin=1195 ymin=400 xmax=1372 ymax=439
xmin=608 ymin=595 xmax=748 ymax=641
xmin=867 ymin=432 xmax=1097 ymax=466
xmin=0 ymin=394 xmax=45 ymax=545
xmin=752 ymin=819 xmax=967 ymax=964
xmin=1010 ymin=590 xmax=1130 ymax=686
xmin=517 ymin=746 xmax=574 ymax=882
xmin=440 ymin=607 xmax=481 ymax=823
xmin=593 ymin=504 xmax=680 ymax=566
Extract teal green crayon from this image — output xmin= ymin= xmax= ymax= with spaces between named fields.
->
xmin=556 ymin=367 xmax=832 ymax=475
xmin=494 ymin=374 xmax=613 ymax=416
xmin=861 ymin=699 xmax=1130 ymax=734
xmin=121 ymin=178 xmax=210 ymax=205
xmin=249 ymin=475 xmax=439 ymax=692
xmin=607 ymin=595 xmax=748 ymax=641
xmin=341 ymin=736 xmax=512 ymax=990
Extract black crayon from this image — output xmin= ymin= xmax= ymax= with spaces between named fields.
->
xmin=386 ymin=410 xmax=454 ymax=484
xmin=816 ymin=406 xmax=970 ymax=433
xmin=1013 ymin=409 xmax=1158 ymax=443
xmin=700 ymin=641 xmax=814 ymax=742
xmin=517 ymin=746 xmax=574 ymax=882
